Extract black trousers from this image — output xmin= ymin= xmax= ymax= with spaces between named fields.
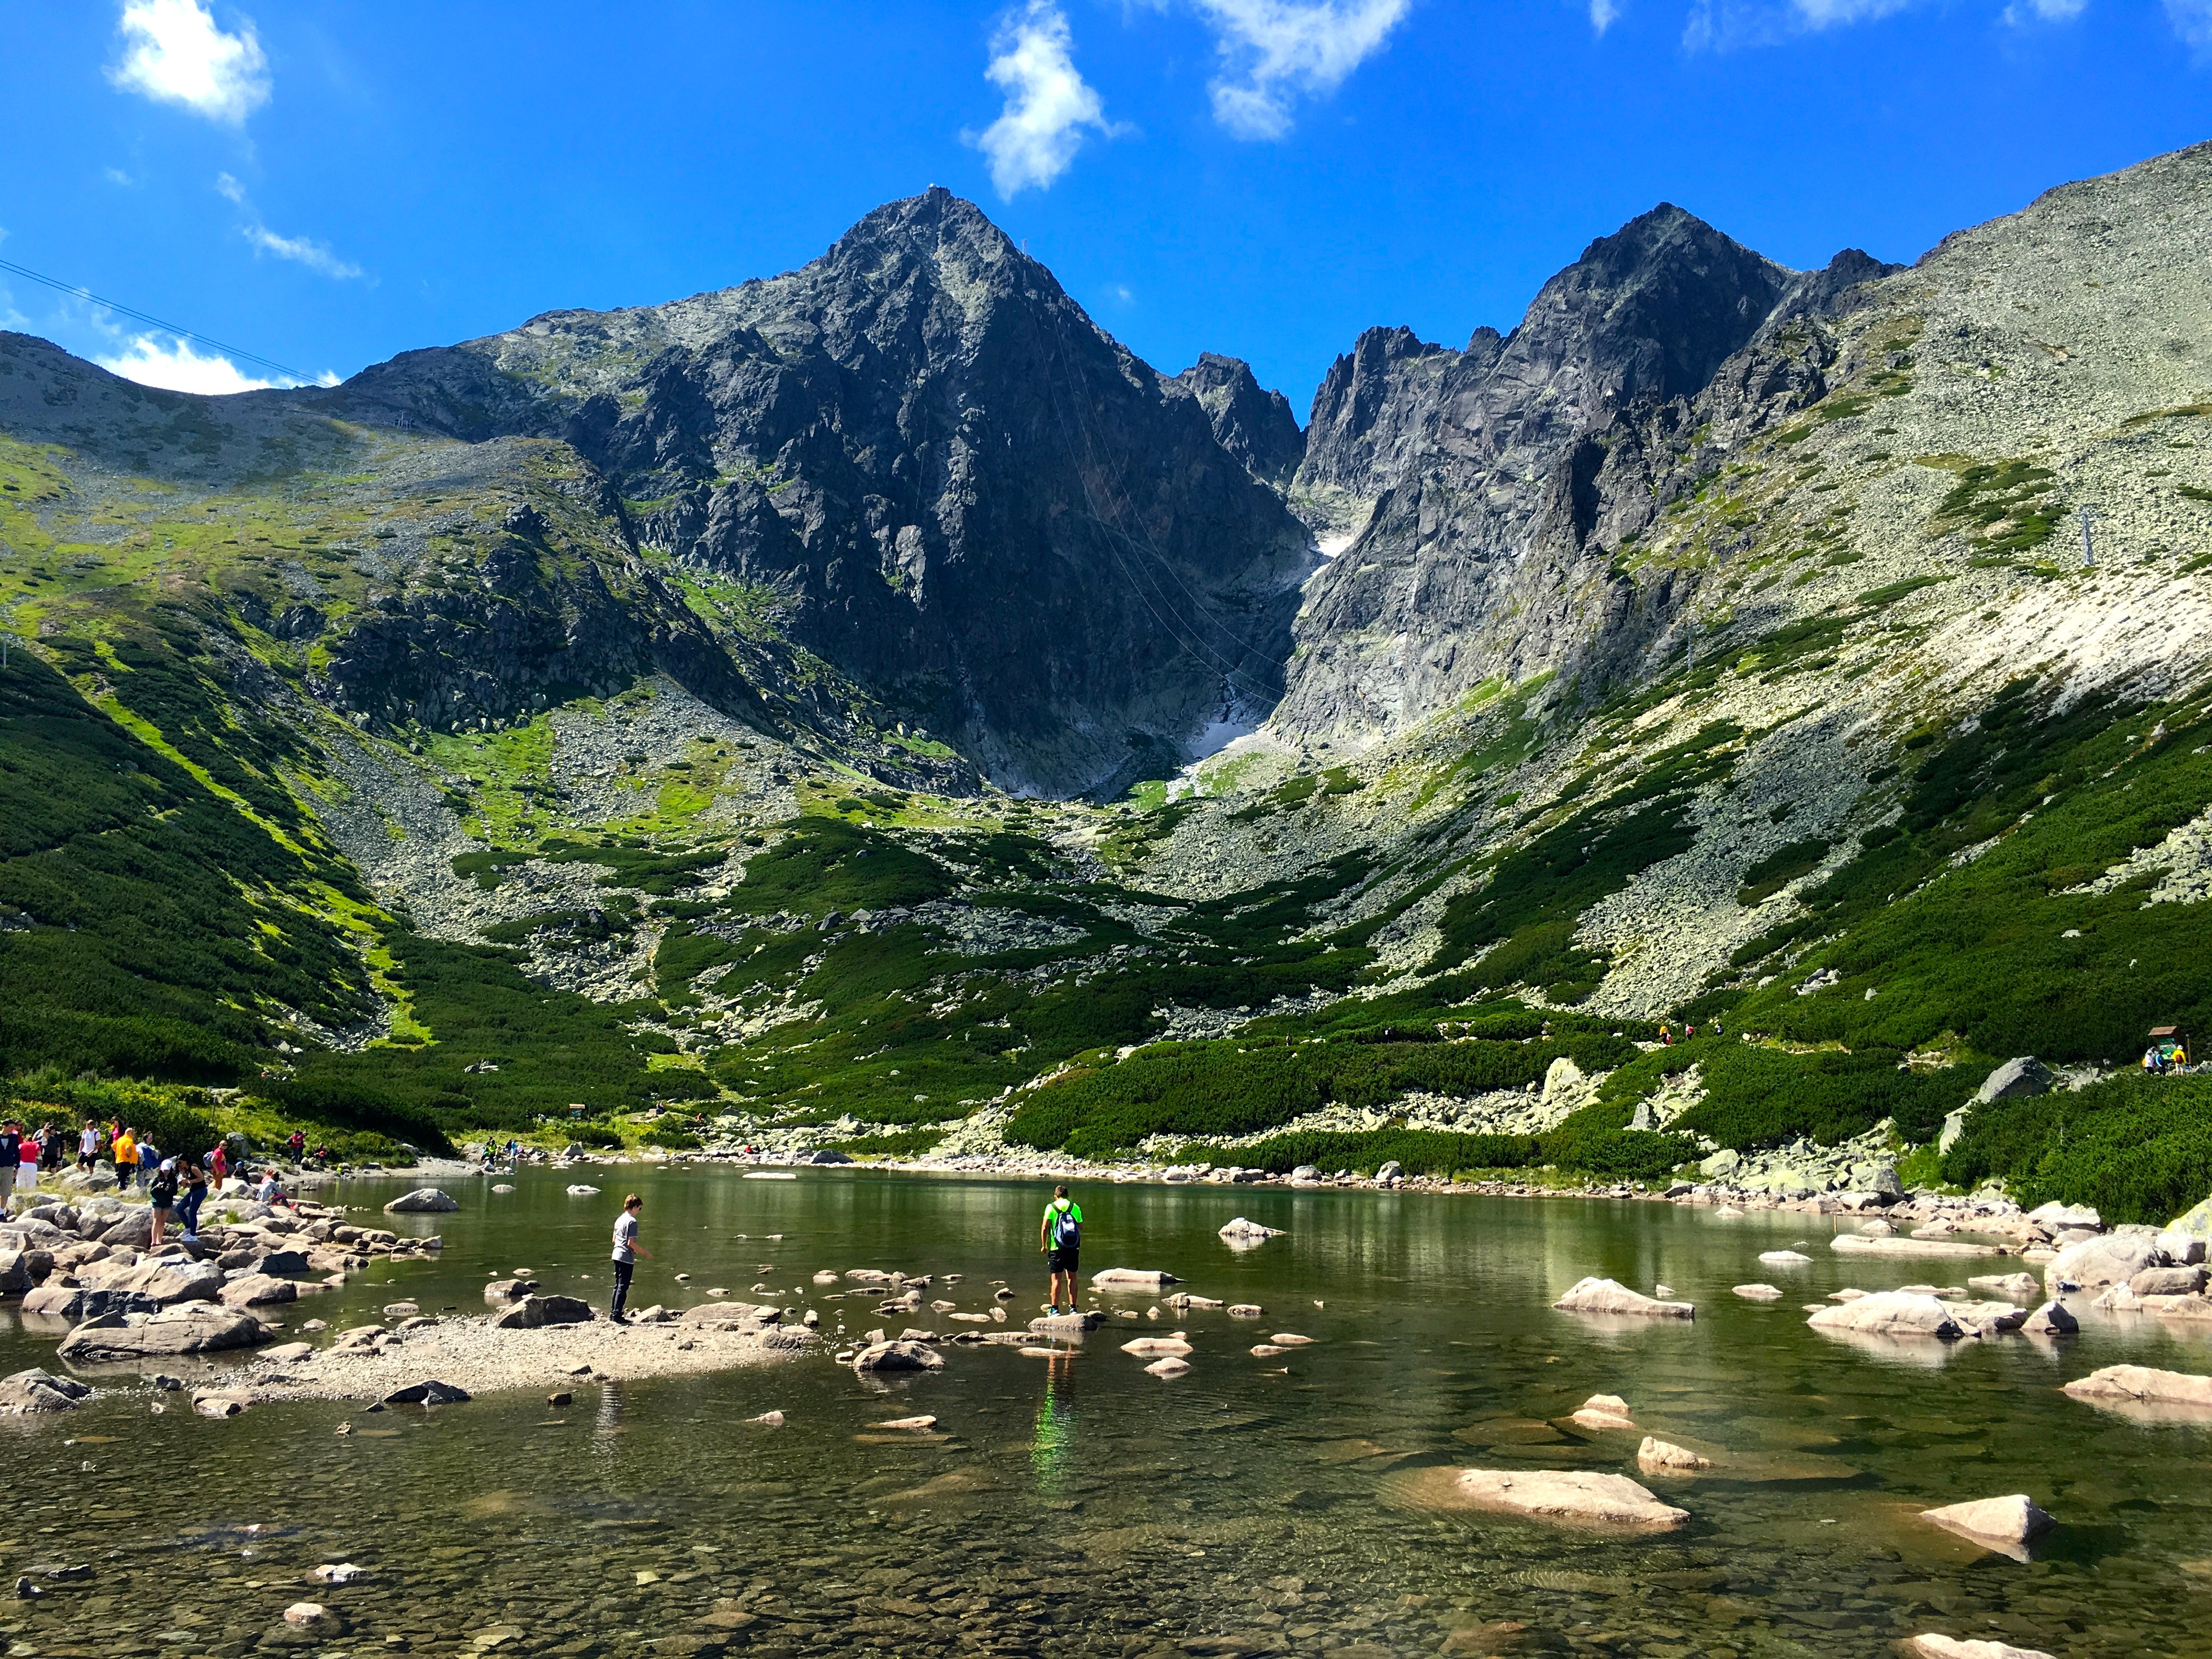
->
xmin=611 ymin=1259 xmax=635 ymax=1316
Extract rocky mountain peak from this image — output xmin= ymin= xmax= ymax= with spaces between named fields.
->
xmin=1175 ymin=352 xmax=1304 ymax=487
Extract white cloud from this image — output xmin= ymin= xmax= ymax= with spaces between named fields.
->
xmin=104 ymin=167 xmax=138 ymax=187
xmin=971 ymin=2 xmax=1120 ymax=197
xmin=109 ymin=0 xmax=271 ymax=125
xmin=216 ymin=173 xmax=365 ymax=279
xmin=2165 ymin=0 xmax=2212 ymax=47
xmin=97 ymin=334 xmax=276 ymax=395
xmin=2002 ymin=0 xmax=2085 ymax=16
xmin=1192 ymin=0 xmax=1410 ymax=140
xmin=243 ymin=224 xmax=363 ymax=279
xmin=1790 ymin=0 xmax=1911 ymax=25
xmin=1589 ymin=0 xmax=1623 ymax=30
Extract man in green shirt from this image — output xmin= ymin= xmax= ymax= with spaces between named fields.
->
xmin=1039 ymin=1184 xmax=1083 ymax=1316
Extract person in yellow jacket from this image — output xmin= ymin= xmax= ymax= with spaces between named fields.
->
xmin=112 ymin=1126 xmax=138 ymax=1191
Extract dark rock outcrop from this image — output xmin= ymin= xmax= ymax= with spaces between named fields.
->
xmin=1175 ymin=353 xmax=1304 ymax=487
xmin=331 ymin=189 xmax=1315 ymax=796
xmin=1277 ymin=206 xmax=1812 ymax=741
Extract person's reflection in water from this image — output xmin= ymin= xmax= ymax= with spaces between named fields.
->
xmin=594 ymin=1380 xmax=627 ymax=1463
xmin=1030 ymin=1350 xmax=1077 ymax=1494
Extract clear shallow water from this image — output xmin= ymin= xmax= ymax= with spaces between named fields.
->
xmin=5 ymin=1170 xmax=2211 ymax=1659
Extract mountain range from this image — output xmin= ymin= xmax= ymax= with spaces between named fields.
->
xmin=3 ymin=141 xmax=2209 ymax=1219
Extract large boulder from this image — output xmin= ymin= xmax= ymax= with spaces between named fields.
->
xmin=220 ymin=1273 xmax=299 ymax=1308
xmin=1091 ymin=1268 xmax=1179 ymax=1289
xmin=1976 ymin=1057 xmax=2055 ymax=1104
xmin=852 ymin=1339 xmax=944 ymax=1372
xmin=1218 ymin=1218 xmax=1284 ymax=1243
xmin=76 ymin=1257 xmax=223 ymax=1305
xmin=0 ymin=1249 xmax=53 ymax=1293
xmin=1551 ymin=1277 xmax=1694 ymax=1319
xmin=382 ymin=1189 xmax=460 ymax=1214
xmin=1447 ymin=1469 xmax=1689 ymax=1531
xmin=1920 ymin=1494 xmax=2054 ymax=1552
xmin=491 ymin=1294 xmax=594 ymax=1330
xmin=2169 ymin=1194 xmax=2212 ymax=1242
xmin=1806 ymin=1291 xmax=1962 ymax=1339
xmin=2045 ymin=1232 xmax=2163 ymax=1296
xmin=58 ymin=1306 xmax=272 ymax=1362
xmin=2062 ymin=1364 xmax=2212 ymax=1411
xmin=0 ymin=1368 xmax=92 ymax=1413
xmin=2130 ymin=1265 xmax=2209 ymax=1297
xmin=382 ymin=1379 xmax=470 ymax=1406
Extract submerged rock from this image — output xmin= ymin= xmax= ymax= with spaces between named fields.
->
xmin=1551 ymin=1277 xmax=1694 ymax=1319
xmin=1091 ymin=1268 xmax=1179 ymax=1289
xmin=1733 ymin=1283 xmax=1784 ymax=1300
xmin=1144 ymin=1357 xmax=1191 ymax=1377
xmin=1906 ymin=1638 xmax=2054 ymax=1659
xmin=1447 ymin=1469 xmax=1690 ymax=1531
xmin=1967 ymin=1272 xmax=2039 ymax=1299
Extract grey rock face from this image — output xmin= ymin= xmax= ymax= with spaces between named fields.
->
xmin=331 ymin=189 xmax=1314 ymax=797
xmin=1175 ymin=353 xmax=1304 ymax=487
xmin=56 ymin=1306 xmax=272 ymax=1362
xmin=1274 ymin=208 xmax=1904 ymax=745
xmin=1293 ymin=325 xmax=1469 ymax=534
xmin=1976 ymin=1057 xmax=2055 ymax=1103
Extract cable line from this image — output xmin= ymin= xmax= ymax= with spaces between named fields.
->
xmin=0 ymin=255 xmax=314 ymax=384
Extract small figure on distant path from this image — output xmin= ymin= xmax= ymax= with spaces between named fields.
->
xmin=1040 ymin=1184 xmax=1083 ymax=1316
xmin=610 ymin=1193 xmax=651 ymax=1323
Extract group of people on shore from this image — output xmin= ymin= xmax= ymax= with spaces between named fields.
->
xmin=0 ymin=1114 xmax=304 ymax=1247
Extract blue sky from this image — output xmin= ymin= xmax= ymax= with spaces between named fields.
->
xmin=2 ymin=1 xmax=2207 ymax=415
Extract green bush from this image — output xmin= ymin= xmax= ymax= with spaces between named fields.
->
xmin=637 ymin=1118 xmax=702 ymax=1150
xmin=1940 ymin=1073 xmax=2212 ymax=1223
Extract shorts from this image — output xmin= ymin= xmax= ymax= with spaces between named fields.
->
xmin=1047 ymin=1248 xmax=1079 ymax=1274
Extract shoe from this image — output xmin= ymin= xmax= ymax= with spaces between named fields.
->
xmin=1046 ymin=1305 xmax=1060 ymax=1316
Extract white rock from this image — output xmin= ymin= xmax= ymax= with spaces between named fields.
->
xmin=1091 ymin=1268 xmax=1179 ymax=1288
xmin=1966 ymin=1273 xmax=2039 ymax=1299
xmin=1905 ymin=1638 xmax=2054 ymax=1659
xmin=2063 ymin=1363 xmax=2212 ymax=1410
xmin=1732 ymin=1283 xmax=1784 ymax=1300
xmin=1450 ymin=1469 xmax=1689 ymax=1531
xmin=283 ymin=1604 xmax=327 ymax=1627
xmin=2021 ymin=1300 xmax=2078 ymax=1335
xmin=1144 ymin=1357 xmax=1191 ymax=1377
xmin=1920 ymin=1494 xmax=2055 ymax=1549
xmin=382 ymin=1189 xmax=459 ymax=1215
xmin=566 ymin=1184 xmax=600 ymax=1197
xmin=313 ymin=1564 xmax=368 ymax=1584
xmin=1637 ymin=1436 xmax=1711 ymax=1472
xmin=1832 ymin=1234 xmax=2001 ymax=1260
xmin=2046 ymin=1232 xmax=2162 ymax=1296
xmin=1551 ymin=1277 xmax=1694 ymax=1319
xmin=1758 ymin=1251 xmax=1813 ymax=1265
xmin=751 ymin=1410 xmax=785 ymax=1425
xmin=873 ymin=1415 xmax=938 ymax=1431
xmin=1268 ymin=1332 xmax=1315 ymax=1345
xmin=1805 ymin=1291 xmax=1962 ymax=1339
xmin=1218 ymin=1217 xmax=1284 ymax=1242
xmin=1121 ymin=1337 xmax=1192 ymax=1356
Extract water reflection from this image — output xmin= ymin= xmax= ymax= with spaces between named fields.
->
xmin=2 ymin=1169 xmax=2207 ymax=1658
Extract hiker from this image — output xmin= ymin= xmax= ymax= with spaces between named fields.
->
xmin=211 ymin=1140 xmax=228 ymax=1185
xmin=148 ymin=1158 xmax=178 ymax=1248
xmin=40 ymin=1125 xmax=61 ymax=1174
xmin=18 ymin=1125 xmax=40 ymax=1194
xmin=2144 ymin=1045 xmax=2164 ymax=1074
xmin=1713 ymin=1017 xmax=1725 ymax=1039
xmin=0 ymin=1122 xmax=19 ymax=1206
xmin=77 ymin=1120 xmax=98 ymax=1174
xmin=255 ymin=1167 xmax=290 ymax=1208
xmin=1039 ymin=1184 xmax=1084 ymax=1316
xmin=609 ymin=1194 xmax=651 ymax=1323
xmin=113 ymin=1125 xmax=139 ymax=1191
xmin=176 ymin=1155 xmax=208 ymax=1242
xmin=1659 ymin=1023 xmax=1673 ymax=1048
xmin=287 ymin=1130 xmax=306 ymax=1163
